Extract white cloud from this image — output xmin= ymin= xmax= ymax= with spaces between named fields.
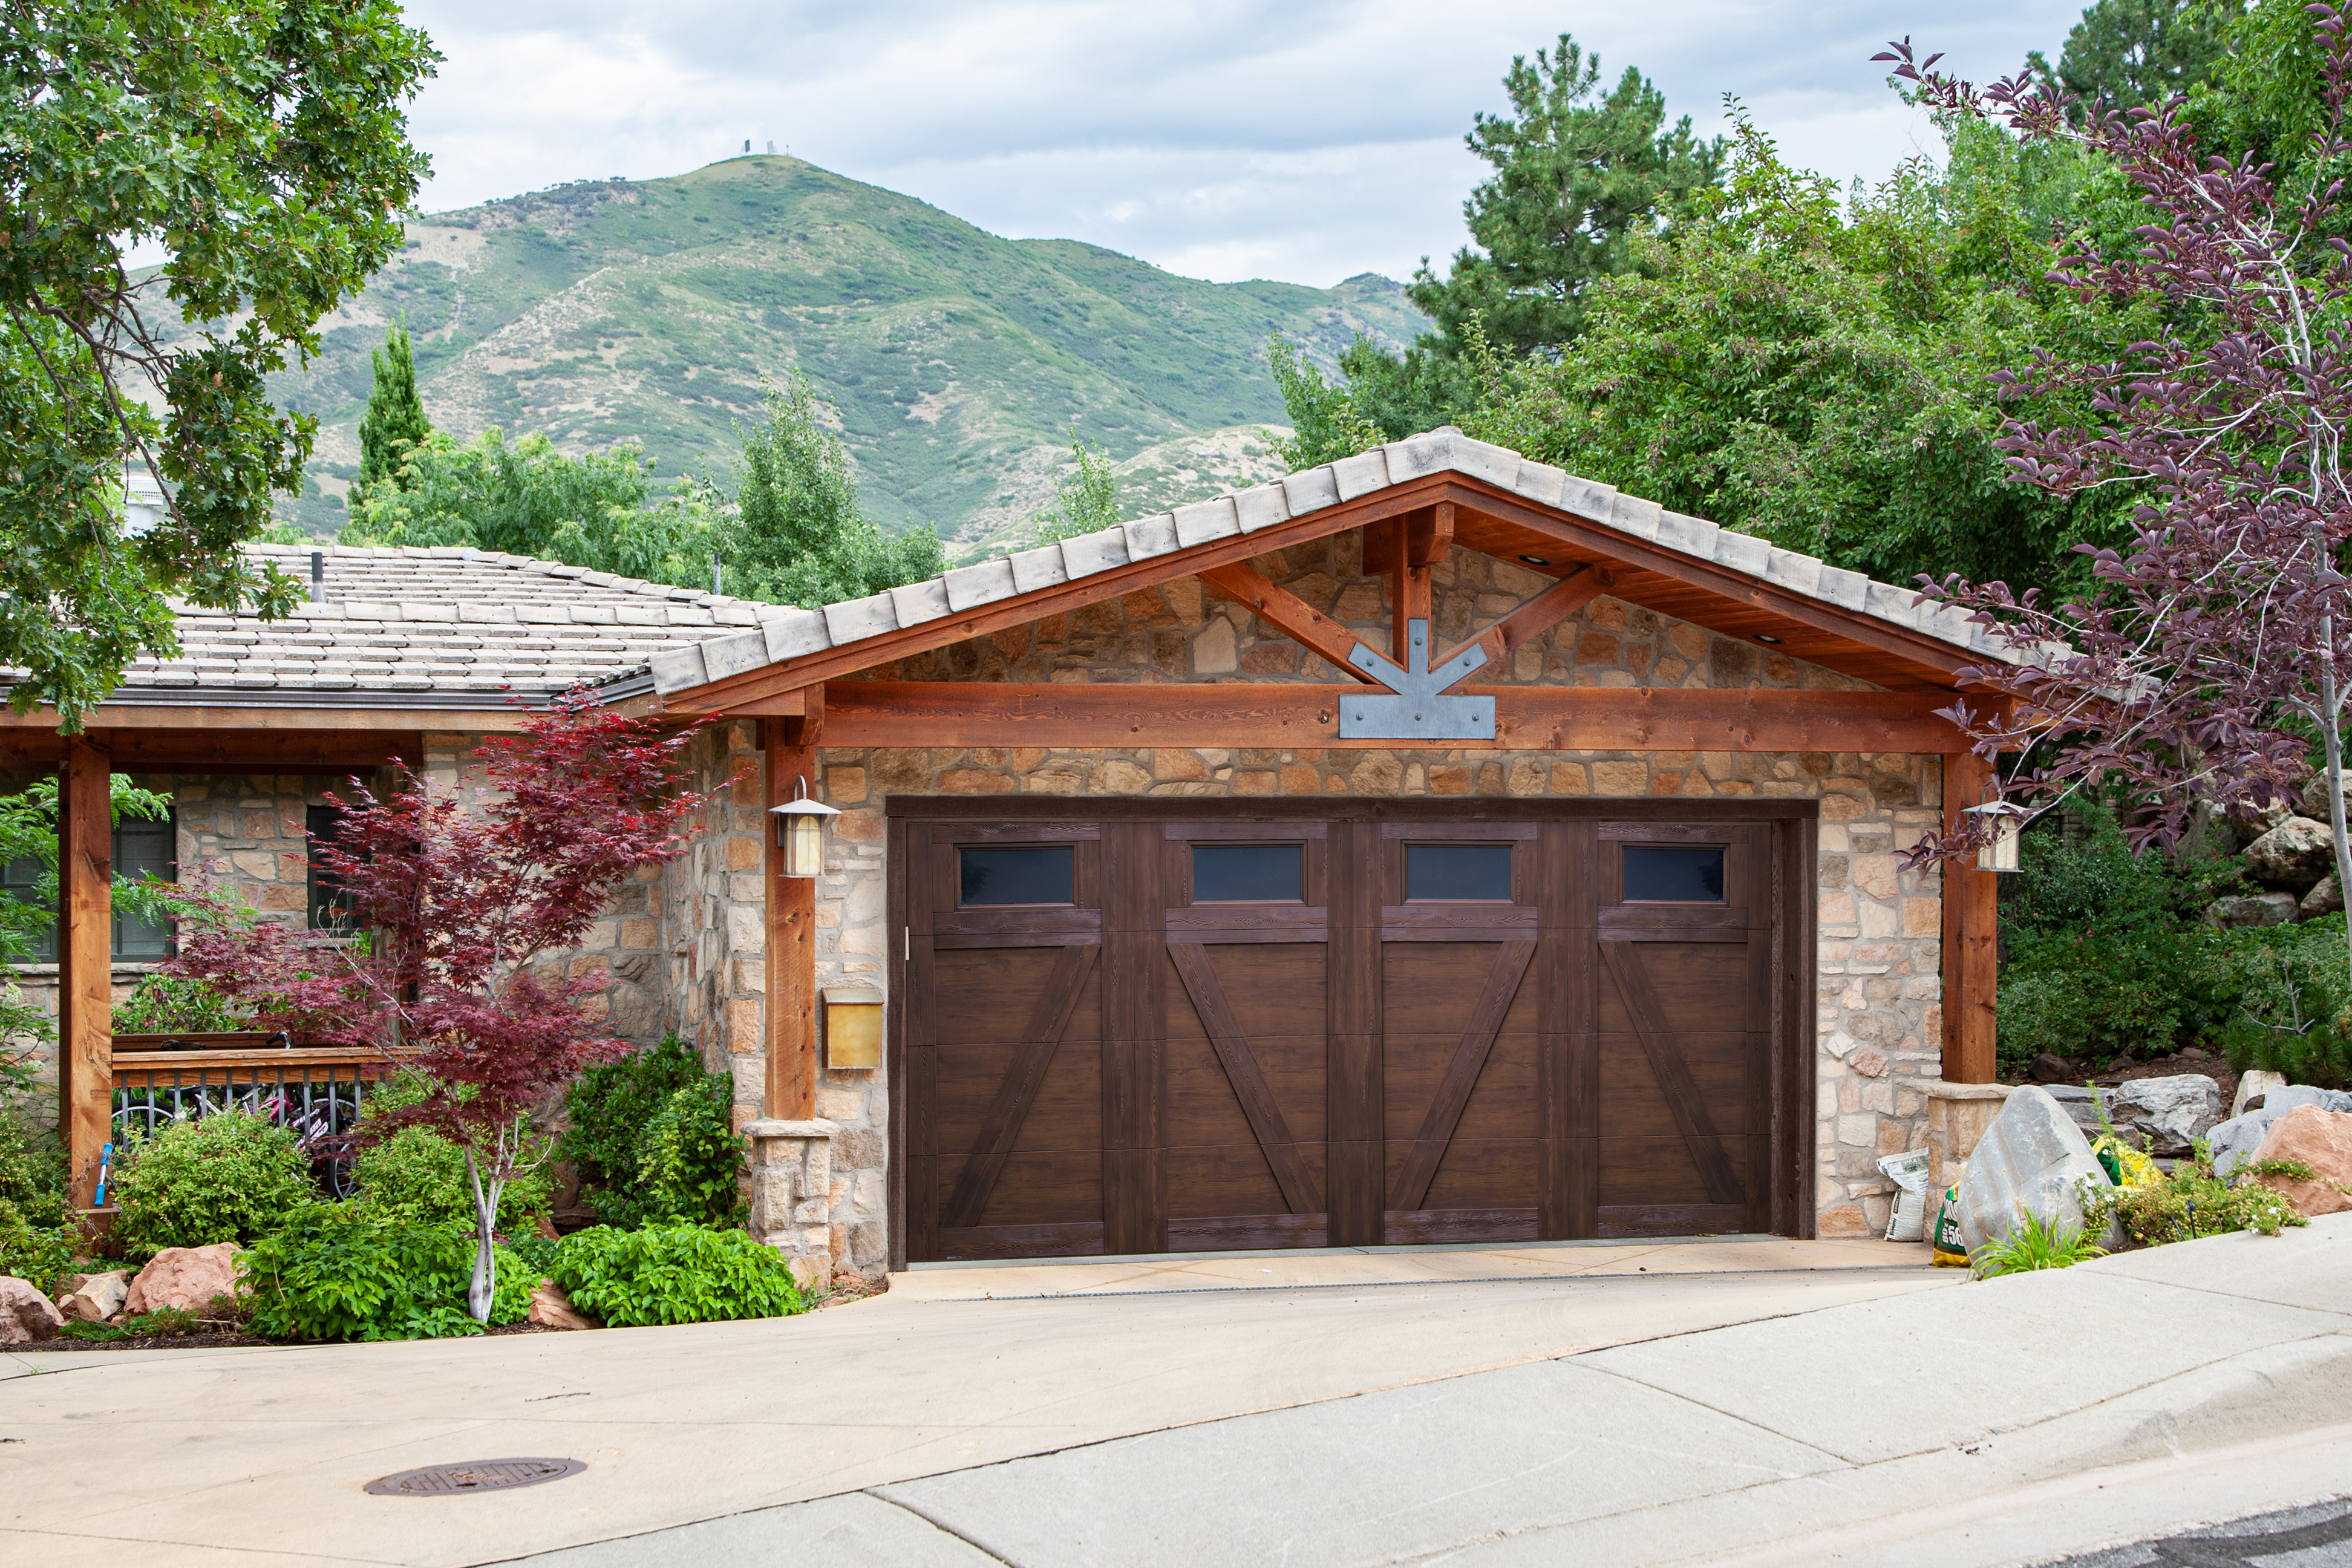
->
xmin=396 ymin=0 xmax=2077 ymax=286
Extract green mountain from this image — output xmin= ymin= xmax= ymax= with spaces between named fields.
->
xmin=247 ymin=155 xmax=1428 ymax=549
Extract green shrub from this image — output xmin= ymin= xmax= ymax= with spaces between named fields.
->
xmin=111 ymin=973 xmax=250 ymax=1034
xmin=2215 ymin=915 xmax=2352 ymax=1088
xmin=0 ymin=1197 xmax=73 ymax=1293
xmin=351 ymin=1073 xmax=553 ymax=1234
xmin=1994 ymin=811 xmax=2239 ymax=1069
xmin=562 ymin=1037 xmax=743 ymax=1226
xmin=550 ymin=1224 xmax=805 ymax=1327
xmin=111 ymin=1110 xmax=314 ymax=1262
xmin=240 ymin=1203 xmax=533 ymax=1342
xmin=0 ymin=1110 xmax=68 ymax=1230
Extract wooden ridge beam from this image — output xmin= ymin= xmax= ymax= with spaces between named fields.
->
xmin=817 ymin=681 xmax=1973 ymax=753
xmin=1198 ymin=561 xmax=1384 ymax=684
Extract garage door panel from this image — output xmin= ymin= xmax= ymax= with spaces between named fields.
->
xmin=938 ymin=1148 xmax=1105 ymax=1227
xmin=1380 ymin=942 xmax=1530 ymax=1034
xmin=1172 ymin=945 xmax=1330 ymax=1039
xmin=930 ymin=1042 xmax=1103 ymax=1156
xmin=1410 ymin=1138 xmax=1542 ymax=1211
xmin=1596 ymin=1034 xmax=1751 ymax=1138
xmin=1598 ymin=1134 xmax=1752 ymax=1207
xmin=931 ymin=949 xmax=1103 ymax=1045
xmin=1379 ymin=1031 xmax=1538 ymax=1142
xmin=1164 ymin=1140 xmax=1318 ymax=1218
xmin=1165 ymin=1033 xmax=1328 ymax=1146
xmin=1595 ymin=947 xmax=1754 ymax=1036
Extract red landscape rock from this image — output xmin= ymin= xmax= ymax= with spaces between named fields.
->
xmin=528 ymin=1279 xmax=598 ymax=1330
xmin=0 ymin=1276 xmax=65 ymax=1344
xmin=2250 ymin=1106 xmax=2352 ymax=1218
xmin=125 ymin=1243 xmax=241 ymax=1316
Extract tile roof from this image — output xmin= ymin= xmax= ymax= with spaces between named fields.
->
xmin=646 ymin=427 xmax=2029 ymax=697
xmin=91 ymin=545 xmax=772 ymax=708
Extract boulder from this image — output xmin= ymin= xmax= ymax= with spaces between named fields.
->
xmin=2109 ymin=1074 xmax=2225 ymax=1156
xmin=2209 ymin=1109 xmax=2280 ymax=1180
xmin=2208 ymin=892 xmax=2299 ymax=928
xmin=527 ymin=1279 xmax=598 ymax=1331
xmin=1954 ymin=1085 xmax=2120 ymax=1258
xmin=2234 ymin=1070 xmax=2288 ymax=1118
xmin=0 ymin=1276 xmax=64 ymax=1345
xmin=2241 ymin=815 xmax=2336 ymax=891
xmin=2043 ymin=1084 xmax=2102 ymax=1137
xmin=125 ymin=1243 xmax=239 ymax=1316
xmin=64 ymin=1269 xmax=127 ymax=1323
xmin=2299 ymin=773 xmax=2342 ymax=822
xmin=2303 ymin=875 xmax=2345 ymax=920
xmin=2248 ymin=1106 xmax=2352 ymax=1217
xmin=2271 ymin=1083 xmax=2352 ymax=1114
xmin=2029 ymin=1052 xmax=2075 ymax=1085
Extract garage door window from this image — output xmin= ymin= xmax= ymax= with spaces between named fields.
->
xmin=1622 ymin=844 xmax=1726 ymax=902
xmin=1404 ymin=843 xmax=1513 ymax=901
xmin=1191 ymin=843 xmax=1301 ymax=903
xmin=958 ymin=845 xmax=1074 ymax=906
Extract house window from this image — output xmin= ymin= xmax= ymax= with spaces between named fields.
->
xmin=307 ymin=805 xmax=360 ymax=930
xmin=1 ymin=808 xmax=176 ymax=961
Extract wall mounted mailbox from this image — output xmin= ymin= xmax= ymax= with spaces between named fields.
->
xmin=823 ymin=985 xmax=884 ymax=1070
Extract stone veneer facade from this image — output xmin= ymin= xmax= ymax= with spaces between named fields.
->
xmin=4 ymin=536 xmax=1955 ymax=1259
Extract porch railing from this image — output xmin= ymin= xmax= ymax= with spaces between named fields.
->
xmin=109 ymin=1033 xmax=419 ymax=1196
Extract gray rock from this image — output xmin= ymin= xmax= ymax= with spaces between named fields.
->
xmin=2108 ymin=1074 xmax=2225 ymax=1156
xmin=1955 ymin=1085 xmax=2119 ymax=1258
xmin=2269 ymin=1083 xmax=2352 ymax=1116
xmin=2208 ymin=892 xmax=2299 ymax=928
xmin=2302 ymin=874 xmax=2345 ymax=920
xmin=2043 ymin=1084 xmax=2102 ymax=1137
xmin=2209 ymin=1109 xmax=2279 ymax=1180
xmin=2299 ymin=773 xmax=2345 ymax=822
xmin=2233 ymin=1069 xmax=2287 ymax=1117
xmin=2241 ymin=815 xmax=2336 ymax=891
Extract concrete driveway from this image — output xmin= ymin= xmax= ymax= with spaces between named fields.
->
xmin=4 ymin=1226 xmax=2347 ymax=1566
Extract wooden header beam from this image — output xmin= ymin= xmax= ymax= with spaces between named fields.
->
xmin=818 ymin=682 xmax=1972 ymax=753
xmin=0 ymin=730 xmax=423 ymax=775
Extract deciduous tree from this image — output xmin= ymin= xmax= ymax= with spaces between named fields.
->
xmin=168 ymin=691 xmax=719 ymax=1319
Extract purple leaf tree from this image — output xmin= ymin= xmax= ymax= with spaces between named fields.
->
xmin=1877 ymin=16 xmax=2352 ymax=973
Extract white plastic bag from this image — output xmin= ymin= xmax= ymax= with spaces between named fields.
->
xmin=1876 ymin=1149 xmax=1933 ymax=1243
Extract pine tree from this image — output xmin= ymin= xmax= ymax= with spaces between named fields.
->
xmin=357 ymin=324 xmax=432 ymax=491
xmin=2030 ymin=0 xmax=2233 ymax=117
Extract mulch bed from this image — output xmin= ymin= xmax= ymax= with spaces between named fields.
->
xmin=2004 ymin=1050 xmax=2242 ymax=1096
xmin=21 ymin=1321 xmax=559 ymax=1353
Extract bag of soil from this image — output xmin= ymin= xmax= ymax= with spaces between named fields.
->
xmin=1931 ymin=1184 xmax=1970 ymax=1267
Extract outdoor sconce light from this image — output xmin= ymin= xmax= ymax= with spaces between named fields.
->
xmin=770 ymin=777 xmax=840 ymax=878
xmin=1962 ymin=799 xmax=2027 ymax=873
xmin=823 ymin=985 xmax=884 ymax=1070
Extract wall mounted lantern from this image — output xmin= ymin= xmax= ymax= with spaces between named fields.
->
xmin=1961 ymin=799 xmax=2027 ymax=873
xmin=770 ymin=777 xmax=840 ymax=878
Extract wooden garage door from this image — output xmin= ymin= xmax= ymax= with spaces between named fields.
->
xmin=898 ymin=808 xmax=1794 ymax=1262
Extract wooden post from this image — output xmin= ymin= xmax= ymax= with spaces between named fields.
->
xmin=1391 ymin=517 xmax=1434 ymax=664
xmin=1941 ymin=750 xmax=1998 ymax=1083
xmin=57 ymin=734 xmax=113 ymax=1204
xmin=764 ymin=690 xmax=823 ymax=1121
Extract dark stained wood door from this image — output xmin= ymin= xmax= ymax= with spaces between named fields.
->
xmin=897 ymin=805 xmax=1792 ymax=1263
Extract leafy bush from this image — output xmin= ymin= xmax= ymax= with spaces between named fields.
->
xmin=1995 ymin=812 xmax=2238 ymax=1068
xmin=352 ymin=1073 xmax=553 ymax=1234
xmin=240 ymin=1204 xmax=533 ymax=1342
xmin=0 ymin=1198 xmax=73 ymax=1293
xmin=550 ymin=1224 xmax=804 ymax=1327
xmin=563 ymin=1037 xmax=743 ymax=1226
xmin=0 ymin=1110 xmax=68 ymax=1230
xmin=2214 ymin=915 xmax=2352 ymax=1088
xmin=112 ymin=973 xmax=250 ymax=1034
xmin=110 ymin=1111 xmax=315 ymax=1262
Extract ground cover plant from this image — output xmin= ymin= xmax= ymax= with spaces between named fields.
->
xmin=2084 ymin=1145 xmax=2310 ymax=1244
xmin=239 ymin=1203 xmax=534 ymax=1342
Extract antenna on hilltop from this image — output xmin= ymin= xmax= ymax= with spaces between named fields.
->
xmin=767 ymin=140 xmax=776 ymax=155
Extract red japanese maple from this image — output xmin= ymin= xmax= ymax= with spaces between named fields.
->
xmin=171 ymin=689 xmax=719 ymax=1318
xmin=1879 ymin=18 xmax=2352 ymax=975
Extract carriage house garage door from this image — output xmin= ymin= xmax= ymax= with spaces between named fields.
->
xmin=889 ymin=800 xmax=1817 ymax=1264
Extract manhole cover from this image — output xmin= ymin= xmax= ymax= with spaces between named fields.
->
xmin=364 ymin=1458 xmax=586 ymax=1496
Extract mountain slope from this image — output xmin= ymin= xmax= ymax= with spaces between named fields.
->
xmin=249 ymin=155 xmax=1426 ymax=547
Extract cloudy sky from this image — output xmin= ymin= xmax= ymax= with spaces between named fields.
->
xmin=396 ymin=1 xmax=2079 ymax=290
